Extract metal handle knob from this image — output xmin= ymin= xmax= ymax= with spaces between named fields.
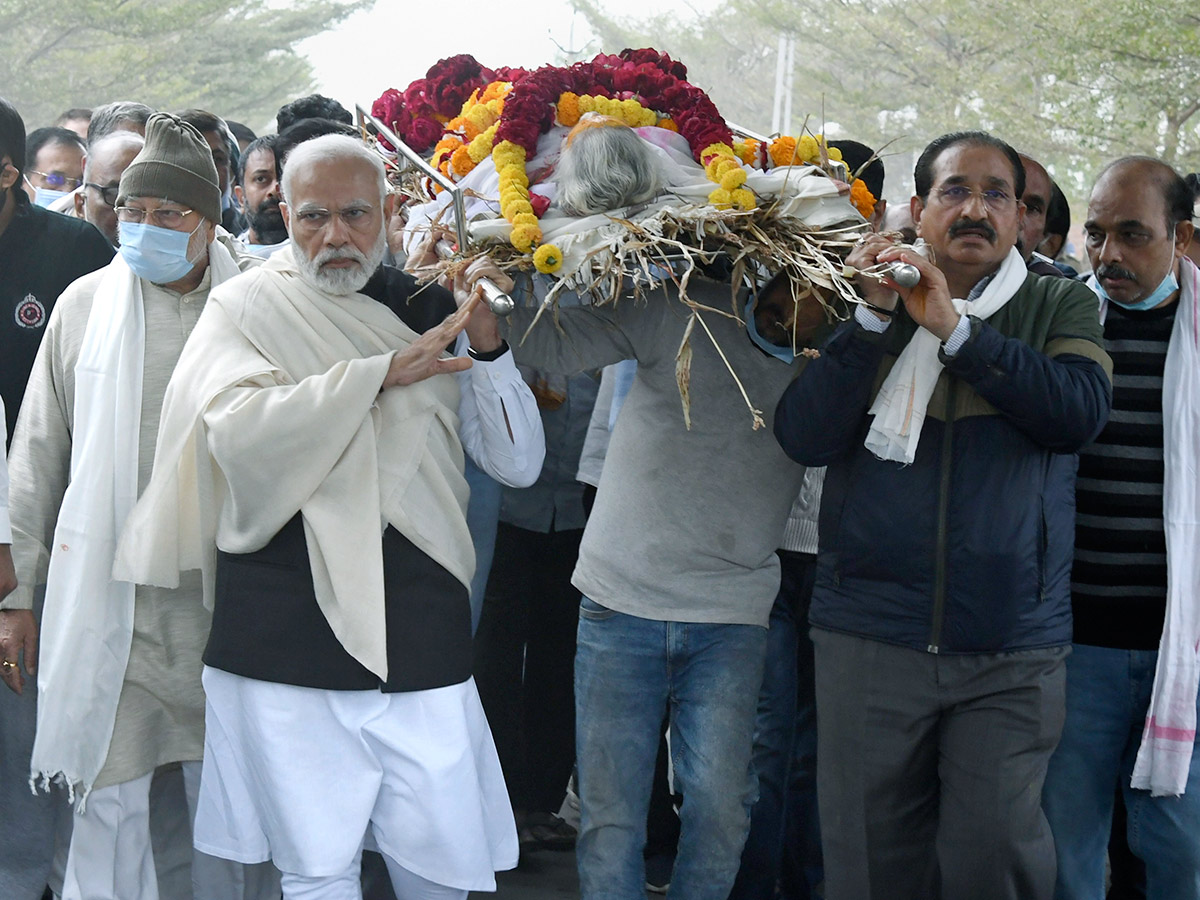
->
xmin=434 ymin=240 xmax=515 ymax=317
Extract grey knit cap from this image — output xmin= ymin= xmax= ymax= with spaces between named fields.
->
xmin=117 ymin=112 xmax=221 ymax=223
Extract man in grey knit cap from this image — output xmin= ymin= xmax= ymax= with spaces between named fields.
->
xmin=1 ymin=113 xmax=276 ymax=900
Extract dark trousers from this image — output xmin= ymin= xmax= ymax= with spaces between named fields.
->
xmin=812 ymin=629 xmax=1068 ymax=900
xmin=474 ymin=522 xmax=583 ymax=814
xmin=730 ymin=550 xmax=822 ymax=900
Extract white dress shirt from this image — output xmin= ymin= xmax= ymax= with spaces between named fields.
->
xmin=453 ymin=334 xmax=544 ymax=489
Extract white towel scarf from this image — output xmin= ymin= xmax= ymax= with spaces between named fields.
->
xmin=864 ymin=247 xmax=1027 ymax=464
xmin=1093 ymin=257 xmax=1200 ymax=797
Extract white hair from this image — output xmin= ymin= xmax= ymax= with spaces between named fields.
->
xmin=555 ymin=126 xmax=661 ymax=216
xmin=280 ymin=133 xmax=386 ymax=206
xmin=83 ymin=130 xmax=144 ymax=180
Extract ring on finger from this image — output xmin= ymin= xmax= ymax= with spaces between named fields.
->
xmin=1 ymin=660 xmax=16 ymax=669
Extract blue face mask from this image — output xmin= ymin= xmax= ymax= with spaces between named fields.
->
xmin=33 ymin=186 xmax=68 ymax=208
xmin=744 ymin=296 xmax=797 ymax=364
xmin=1097 ymin=266 xmax=1179 ymax=312
xmin=118 ymin=221 xmax=204 ymax=284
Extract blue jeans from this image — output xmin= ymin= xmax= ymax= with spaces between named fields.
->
xmin=1043 ymin=643 xmax=1200 ymax=900
xmin=574 ymin=597 xmax=767 ymax=900
xmin=730 ymin=551 xmax=823 ymax=900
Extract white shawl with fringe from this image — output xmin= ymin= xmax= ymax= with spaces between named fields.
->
xmin=113 ymin=247 xmax=473 ymax=685
xmin=30 ymin=241 xmax=242 ymax=804
xmin=1091 ymin=257 xmax=1200 ymax=797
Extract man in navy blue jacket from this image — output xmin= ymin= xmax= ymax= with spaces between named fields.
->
xmin=774 ymin=131 xmax=1112 ymax=900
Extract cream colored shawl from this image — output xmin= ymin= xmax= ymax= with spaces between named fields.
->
xmin=114 ymin=248 xmax=474 ymax=679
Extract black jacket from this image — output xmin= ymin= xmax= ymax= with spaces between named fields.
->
xmin=0 ymin=192 xmax=113 ymax=444
xmin=774 ymin=272 xmax=1113 ymax=654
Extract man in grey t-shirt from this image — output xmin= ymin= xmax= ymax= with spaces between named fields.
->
xmin=501 ymin=124 xmax=812 ymax=899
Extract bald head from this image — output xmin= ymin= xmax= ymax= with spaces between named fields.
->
xmin=1085 ymin=155 xmax=1194 ymax=308
xmin=1092 ymin=156 xmax=1193 ymax=232
xmin=84 ymin=131 xmax=144 ymax=181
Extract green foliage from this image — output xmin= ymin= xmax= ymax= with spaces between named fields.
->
xmin=0 ymin=0 xmax=367 ymax=131
xmin=571 ymin=0 xmax=1200 ymax=199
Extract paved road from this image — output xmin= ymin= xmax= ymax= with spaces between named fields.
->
xmin=475 ymin=850 xmax=580 ymax=899
xmin=471 ymin=849 xmax=664 ymax=899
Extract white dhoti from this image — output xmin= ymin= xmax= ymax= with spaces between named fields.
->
xmin=195 ymin=667 xmax=518 ymax=891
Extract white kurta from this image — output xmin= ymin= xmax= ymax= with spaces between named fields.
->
xmin=4 ymin=255 xmax=253 ymax=791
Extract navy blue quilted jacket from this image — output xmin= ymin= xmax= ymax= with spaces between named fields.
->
xmin=774 ymin=273 xmax=1112 ymax=654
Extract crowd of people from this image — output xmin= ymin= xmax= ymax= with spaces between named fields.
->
xmin=0 ymin=77 xmax=1196 ymax=900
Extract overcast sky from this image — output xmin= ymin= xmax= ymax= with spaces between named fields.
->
xmin=302 ymin=0 xmax=718 ymax=117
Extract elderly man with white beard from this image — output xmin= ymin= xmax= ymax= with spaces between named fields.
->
xmin=113 ymin=133 xmax=542 ymax=900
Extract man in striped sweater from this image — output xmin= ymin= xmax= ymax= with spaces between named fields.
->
xmin=1042 ymin=156 xmax=1200 ymax=899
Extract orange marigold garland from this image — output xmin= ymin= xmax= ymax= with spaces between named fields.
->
xmin=849 ymin=179 xmax=877 ymax=219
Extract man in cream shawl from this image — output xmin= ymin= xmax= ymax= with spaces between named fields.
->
xmin=774 ymin=131 xmax=1113 ymax=900
xmin=115 ymin=134 xmax=539 ymax=899
xmin=1 ymin=113 xmax=277 ymax=900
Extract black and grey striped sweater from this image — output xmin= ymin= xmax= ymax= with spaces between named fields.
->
xmin=1071 ymin=299 xmax=1177 ymax=650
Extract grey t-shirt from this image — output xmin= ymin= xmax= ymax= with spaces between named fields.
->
xmin=505 ymin=278 xmax=806 ymax=627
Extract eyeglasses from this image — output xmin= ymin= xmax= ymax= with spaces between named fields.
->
xmin=934 ymin=185 xmax=1014 ymax=210
xmin=114 ymin=206 xmax=195 ymax=228
xmin=29 ymin=170 xmax=82 ymax=190
xmin=85 ymin=182 xmax=120 ymax=207
xmin=291 ymin=205 xmax=378 ymax=232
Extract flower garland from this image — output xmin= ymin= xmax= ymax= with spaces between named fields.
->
xmin=371 ymin=56 xmax=528 ymax=155
xmin=477 ymin=50 xmax=761 ymax=271
xmin=386 ymin=49 xmax=873 ymax=277
xmin=849 ymin=179 xmax=877 ymax=219
xmin=555 ymin=93 xmax=658 ymax=129
xmin=759 ymin=132 xmax=877 ymax=218
xmin=429 ymin=81 xmax=512 ymax=183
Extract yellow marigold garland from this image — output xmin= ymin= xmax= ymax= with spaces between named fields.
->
xmin=533 ymin=243 xmax=563 ymax=274
xmin=492 ymin=139 xmax=542 ymax=254
xmin=701 ymin=142 xmax=755 ymax=210
xmin=733 ymin=138 xmax=761 ymax=167
xmin=768 ymin=135 xmax=798 ymax=168
xmin=767 ymin=133 xmax=843 ymax=170
xmin=557 ymin=92 xmax=582 ymax=127
xmin=467 ymin=125 xmax=499 ymax=164
xmin=556 ymin=94 xmax=659 ymax=129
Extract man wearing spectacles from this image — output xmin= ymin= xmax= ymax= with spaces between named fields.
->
xmin=774 ymin=131 xmax=1114 ymax=900
xmin=113 ymin=132 xmax=546 ymax=899
xmin=2 ymin=112 xmax=277 ymax=900
xmin=22 ymin=127 xmax=86 ymax=208
xmin=73 ymin=130 xmax=144 ymax=246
